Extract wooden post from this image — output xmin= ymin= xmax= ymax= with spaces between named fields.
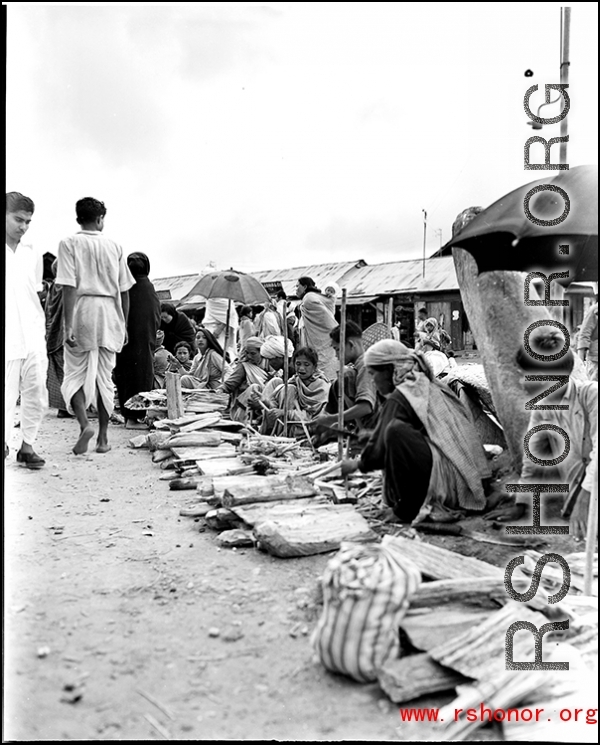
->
xmin=283 ymin=310 xmax=289 ymax=438
xmin=221 ymin=299 xmax=232 ymax=383
xmin=338 ymin=290 xmax=347 ymax=463
xmin=387 ymin=297 xmax=394 ymax=331
xmin=165 ymin=372 xmax=184 ymax=420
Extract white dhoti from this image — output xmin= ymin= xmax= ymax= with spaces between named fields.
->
xmin=61 ymin=345 xmax=116 ymax=416
xmin=4 ymin=353 xmax=49 ymax=445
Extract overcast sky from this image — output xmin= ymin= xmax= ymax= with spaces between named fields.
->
xmin=6 ymin=2 xmax=598 ymax=279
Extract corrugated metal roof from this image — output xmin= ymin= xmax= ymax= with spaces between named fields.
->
xmin=250 ymin=260 xmax=366 ymax=297
xmin=340 ymin=257 xmax=458 ymax=298
xmin=150 ymin=274 xmax=204 ymax=303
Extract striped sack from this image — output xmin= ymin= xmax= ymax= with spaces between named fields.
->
xmin=311 ymin=536 xmax=421 ymax=682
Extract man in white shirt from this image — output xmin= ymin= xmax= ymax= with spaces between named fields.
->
xmin=56 ymin=197 xmax=134 ymax=455
xmin=5 ymin=192 xmax=48 ymax=468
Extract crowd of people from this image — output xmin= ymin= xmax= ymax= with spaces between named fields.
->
xmin=5 ymin=191 xmax=597 ymax=540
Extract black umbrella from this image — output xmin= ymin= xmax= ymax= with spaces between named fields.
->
xmin=441 ymin=165 xmax=597 ymax=284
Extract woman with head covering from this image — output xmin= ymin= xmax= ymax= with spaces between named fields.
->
xmin=263 ymin=347 xmax=330 ymax=436
xmin=180 ymin=327 xmax=227 ymax=390
xmin=114 ymin=253 xmax=162 ymax=428
xmin=295 ymin=276 xmax=338 ymax=381
xmin=219 ymin=336 xmax=271 ymax=422
xmin=160 ymin=302 xmax=196 ymax=354
xmin=415 ymin=316 xmax=441 ymax=353
xmin=44 ymin=259 xmax=72 ymax=417
xmin=322 ymin=281 xmax=340 ymax=314
xmin=255 ymin=299 xmax=284 ymax=339
xmin=238 ymin=306 xmax=256 ymax=350
xmin=341 ymin=339 xmax=491 ymax=523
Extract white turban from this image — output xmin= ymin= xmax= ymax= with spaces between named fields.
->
xmin=260 ymin=335 xmax=294 ymax=360
xmin=364 ymin=340 xmax=414 ymax=367
xmin=364 ymin=339 xmax=435 ymax=385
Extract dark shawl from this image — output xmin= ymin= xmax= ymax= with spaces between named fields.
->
xmin=115 ymin=253 xmax=162 ymax=415
xmin=161 ymin=304 xmax=196 ymax=354
xmin=45 ymin=280 xmax=64 ymax=354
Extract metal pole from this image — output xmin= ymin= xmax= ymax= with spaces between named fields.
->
xmin=559 ymin=7 xmax=570 ymax=165
xmin=422 ymin=209 xmax=427 ymax=278
xmin=338 ymin=289 xmax=347 ymax=463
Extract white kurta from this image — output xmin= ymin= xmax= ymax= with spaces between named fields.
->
xmin=56 ymin=230 xmax=135 ymax=415
xmin=4 ymin=242 xmax=48 ymax=445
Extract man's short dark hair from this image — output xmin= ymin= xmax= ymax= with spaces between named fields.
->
xmin=418 ymin=308 xmax=427 ymax=316
xmin=6 ymin=192 xmax=35 ymax=214
xmin=76 ymin=197 xmax=106 ymax=225
xmin=330 ymin=320 xmax=362 ymax=343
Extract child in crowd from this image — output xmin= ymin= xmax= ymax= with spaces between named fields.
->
xmin=168 ymin=341 xmax=193 ymax=374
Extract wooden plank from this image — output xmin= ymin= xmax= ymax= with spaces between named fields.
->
xmin=228 ymin=497 xmax=329 ymax=526
xmin=378 ymin=654 xmax=470 ymax=704
xmin=171 ymin=445 xmax=237 ymax=461
xmin=166 ymin=432 xmax=222 ymax=448
xmin=220 ymin=474 xmax=317 ymax=508
xmin=401 ymin=605 xmax=494 ymax=652
xmin=428 ymin=602 xmax=550 ymax=681
xmin=165 ymin=371 xmax=184 ymax=419
xmin=411 ymin=578 xmax=507 ymax=609
xmin=195 ymin=457 xmax=252 ymax=477
xmin=252 ymin=504 xmax=377 ymax=557
xmin=387 ymin=535 xmax=503 ymax=581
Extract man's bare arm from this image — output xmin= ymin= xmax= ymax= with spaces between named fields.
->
xmin=61 ymin=285 xmax=77 ymax=347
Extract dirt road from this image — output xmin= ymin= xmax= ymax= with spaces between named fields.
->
xmin=6 ymin=410 xmax=582 ymax=741
xmin=6 ymin=412 xmax=420 ymax=741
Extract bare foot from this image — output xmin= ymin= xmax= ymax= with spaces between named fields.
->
xmin=73 ymin=426 xmax=94 ymax=455
xmin=96 ymin=441 xmax=112 ymax=453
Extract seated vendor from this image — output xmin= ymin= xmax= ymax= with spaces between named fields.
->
xmin=312 ymin=321 xmax=379 ymax=446
xmin=219 ymin=336 xmax=271 ymax=422
xmin=485 ymin=329 xmax=597 ymax=541
xmin=153 ymin=329 xmax=174 ymax=388
xmin=245 ymin=335 xmax=295 ymax=431
xmin=341 ymin=339 xmax=491 ymax=523
xmin=261 ymin=346 xmax=330 ymax=436
xmin=180 ymin=328 xmax=226 ymax=391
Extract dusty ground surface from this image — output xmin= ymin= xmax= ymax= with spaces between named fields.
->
xmin=4 ymin=409 xmax=585 ymax=741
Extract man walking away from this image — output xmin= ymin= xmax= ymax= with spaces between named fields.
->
xmin=5 ymin=192 xmax=48 ymax=468
xmin=57 ymin=197 xmax=135 ymax=455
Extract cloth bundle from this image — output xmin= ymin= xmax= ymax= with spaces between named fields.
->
xmin=312 ymin=536 xmax=421 ymax=682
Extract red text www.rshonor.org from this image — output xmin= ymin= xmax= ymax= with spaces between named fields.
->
xmin=398 ymin=705 xmax=599 ymax=724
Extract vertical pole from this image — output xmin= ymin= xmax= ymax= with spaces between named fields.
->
xmin=422 ymin=209 xmax=427 ymax=278
xmin=338 ymin=290 xmax=347 ymax=463
xmin=165 ymin=371 xmax=184 ymax=419
xmin=387 ymin=297 xmax=394 ymax=332
xmin=559 ymin=7 xmax=570 ymax=165
xmin=283 ymin=304 xmax=289 ymax=438
xmin=221 ymin=299 xmax=232 ymax=383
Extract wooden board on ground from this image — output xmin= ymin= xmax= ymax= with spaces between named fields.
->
xmin=166 ymin=432 xmax=222 ymax=448
xmin=388 ymin=535 xmax=503 ymax=581
xmin=228 ymin=497 xmax=330 ymax=525
xmin=171 ymin=445 xmax=237 ymax=461
xmin=428 ymin=601 xmax=550 ymax=680
xmin=219 ymin=474 xmax=317 ymax=507
xmin=401 ymin=604 xmax=495 ymax=652
xmin=245 ymin=501 xmax=377 ymax=557
xmin=378 ymin=653 xmax=470 ymax=704
xmin=410 ymin=578 xmax=507 ymax=609
xmin=195 ymin=457 xmax=253 ymax=477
